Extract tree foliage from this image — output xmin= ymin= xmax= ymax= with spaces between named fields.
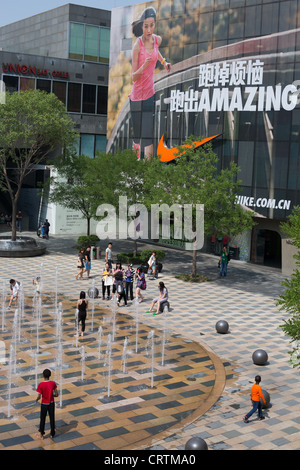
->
xmin=146 ymin=137 xmax=255 ymax=276
xmin=277 ymin=206 xmax=300 ymax=368
xmin=0 ymin=90 xmax=76 ymax=240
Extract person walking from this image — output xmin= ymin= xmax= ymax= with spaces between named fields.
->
xmin=105 ymin=242 xmax=113 ymax=268
xmin=135 ymin=268 xmax=146 ymax=303
xmin=243 ymin=375 xmax=266 ymax=423
xmin=75 ymin=249 xmax=85 ymax=280
xmin=219 ymin=245 xmax=228 ymax=277
xmin=147 ymin=251 xmax=157 ymax=279
xmin=16 ymin=210 xmax=22 ymax=232
xmin=35 ymin=369 xmax=58 ymax=439
xmin=75 ymin=291 xmax=88 ymax=337
xmin=84 ymin=246 xmax=92 ymax=279
xmin=44 ymin=219 xmax=50 ymax=239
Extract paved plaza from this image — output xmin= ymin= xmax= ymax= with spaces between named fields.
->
xmin=0 ymin=232 xmax=299 ymax=450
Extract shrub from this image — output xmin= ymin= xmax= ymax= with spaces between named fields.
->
xmin=116 ymin=249 xmax=165 ymax=265
xmin=139 ymin=249 xmax=166 ymax=262
xmin=76 ymin=235 xmax=100 ymax=250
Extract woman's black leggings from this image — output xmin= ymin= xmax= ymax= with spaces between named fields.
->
xmin=102 ymin=281 xmax=111 ymax=298
xmin=77 ymin=312 xmax=86 ymax=332
xmin=130 ymin=95 xmax=155 ymax=152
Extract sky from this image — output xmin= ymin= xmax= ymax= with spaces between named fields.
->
xmin=0 ymin=0 xmax=142 ymax=27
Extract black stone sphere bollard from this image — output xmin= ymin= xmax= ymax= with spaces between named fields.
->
xmin=260 ymin=389 xmax=270 ymax=409
xmin=88 ymin=287 xmax=99 ymax=299
xmin=185 ymin=437 xmax=208 ymax=450
xmin=252 ymin=349 xmax=268 ymax=365
xmin=215 ymin=320 xmax=229 ymax=334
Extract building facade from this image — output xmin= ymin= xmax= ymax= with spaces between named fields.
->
xmin=0 ymin=4 xmax=111 ymax=234
xmin=107 ymin=0 xmax=300 ymax=273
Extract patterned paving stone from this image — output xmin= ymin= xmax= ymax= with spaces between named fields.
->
xmin=0 ymin=233 xmax=300 ymax=450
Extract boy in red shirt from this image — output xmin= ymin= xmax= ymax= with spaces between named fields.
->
xmin=243 ymin=375 xmax=266 ymax=423
xmin=35 ymin=369 xmax=58 ymax=439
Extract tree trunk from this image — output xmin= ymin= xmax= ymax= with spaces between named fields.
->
xmin=87 ymin=217 xmax=90 ymax=236
xmin=133 ymin=239 xmax=137 ymax=257
xmin=11 ymin=199 xmax=17 ymax=242
xmin=192 ymin=248 xmax=197 ymax=278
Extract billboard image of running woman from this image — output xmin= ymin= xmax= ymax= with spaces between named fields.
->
xmin=129 ymin=7 xmax=171 ymax=160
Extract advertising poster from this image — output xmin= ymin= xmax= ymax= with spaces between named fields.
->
xmin=107 ymin=0 xmax=300 ymax=223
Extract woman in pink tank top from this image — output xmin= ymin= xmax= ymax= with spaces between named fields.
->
xmin=129 ymin=7 xmax=171 ymax=160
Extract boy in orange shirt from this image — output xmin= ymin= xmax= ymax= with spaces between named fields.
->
xmin=243 ymin=375 xmax=266 ymax=423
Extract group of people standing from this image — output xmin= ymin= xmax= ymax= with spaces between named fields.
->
xmin=74 ymin=242 xmax=169 ymax=336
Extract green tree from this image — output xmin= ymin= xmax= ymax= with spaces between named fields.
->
xmin=277 ymin=206 xmax=300 ymax=368
xmin=117 ymin=149 xmax=154 ymax=256
xmin=47 ymin=154 xmax=96 ymax=235
xmin=0 ymin=90 xmax=76 ymax=240
xmin=49 ymin=151 xmax=123 ymax=235
xmin=150 ymin=137 xmax=255 ymax=277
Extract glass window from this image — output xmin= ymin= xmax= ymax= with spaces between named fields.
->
xmin=82 ymin=84 xmax=96 ymax=114
xmin=37 ymin=79 xmax=51 ymax=93
xmin=213 ymin=10 xmax=229 ymax=41
xmin=158 ymin=0 xmax=172 ymax=19
xmin=279 ymin=0 xmax=297 ymax=32
xmin=199 ymin=12 xmax=213 ymax=42
xmin=20 ymin=77 xmax=35 ymax=91
xmin=67 ymin=83 xmax=82 ymax=113
xmin=238 ymin=141 xmax=254 ymax=187
xmin=261 ymin=3 xmax=279 ymax=36
xmin=53 ymin=81 xmax=66 ymax=104
xmin=99 ymin=27 xmax=110 ymax=63
xmin=288 ymin=143 xmax=300 ymax=190
xmin=95 ymin=135 xmax=107 ymax=154
xmin=244 ymin=5 xmax=261 ymax=37
xmin=85 ymin=25 xmax=99 ymax=62
xmin=97 ymin=86 xmax=108 ymax=115
xmin=273 ymin=143 xmax=289 ymax=189
xmin=3 ymin=75 xmax=18 ymax=93
xmin=228 ymin=7 xmax=245 ymax=39
xmin=81 ymin=134 xmax=95 ymax=158
xmin=172 ymin=0 xmax=185 ymax=16
xmin=69 ymin=22 xmax=84 ymax=60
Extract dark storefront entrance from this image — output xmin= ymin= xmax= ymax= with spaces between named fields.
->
xmin=251 ymin=229 xmax=282 ymax=269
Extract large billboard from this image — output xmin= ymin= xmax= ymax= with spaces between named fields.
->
xmin=107 ymin=0 xmax=300 ymax=220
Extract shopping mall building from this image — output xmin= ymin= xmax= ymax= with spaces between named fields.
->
xmin=0 ymin=1 xmax=299 ymax=274
xmin=107 ymin=0 xmax=300 ymax=274
xmin=0 ymin=4 xmax=110 ymax=234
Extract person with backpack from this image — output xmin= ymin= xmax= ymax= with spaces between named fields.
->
xmin=135 ymin=268 xmax=146 ymax=303
xmin=114 ymin=270 xmax=127 ymax=306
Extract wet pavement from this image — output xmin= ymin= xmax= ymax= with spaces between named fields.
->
xmin=0 ymin=231 xmax=299 ymax=450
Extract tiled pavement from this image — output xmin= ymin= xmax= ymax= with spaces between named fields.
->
xmin=0 ymin=232 xmax=299 ymax=450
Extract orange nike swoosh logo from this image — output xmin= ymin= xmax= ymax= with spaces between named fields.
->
xmin=157 ymin=134 xmax=221 ymax=162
